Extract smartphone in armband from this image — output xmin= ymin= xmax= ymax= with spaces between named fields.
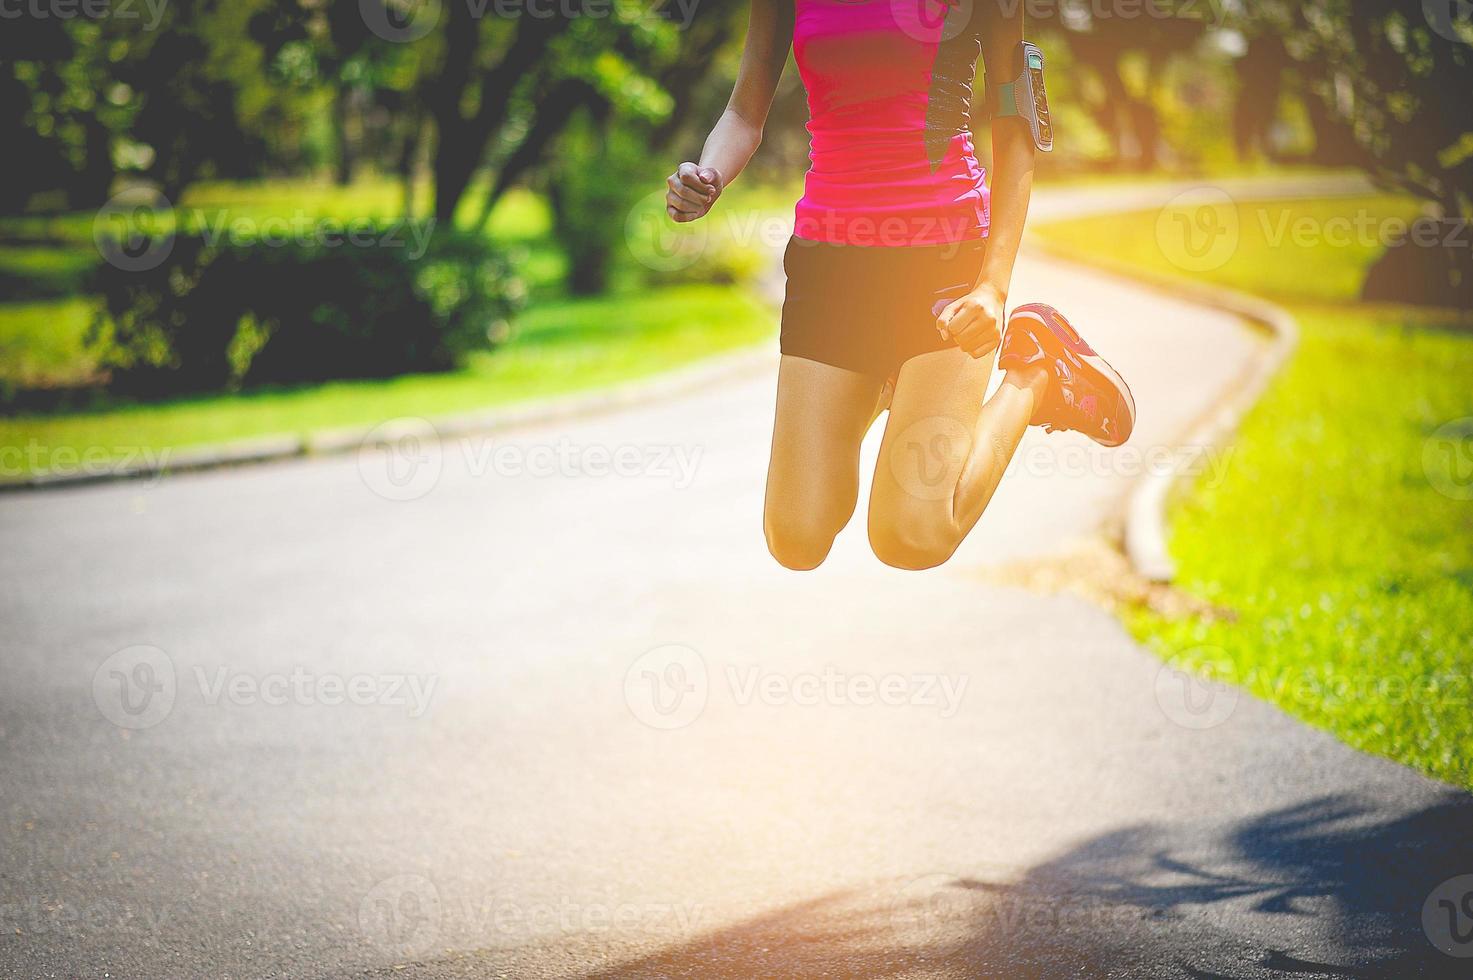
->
xmin=992 ymin=40 xmax=1054 ymax=153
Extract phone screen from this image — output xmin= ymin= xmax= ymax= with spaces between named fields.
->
xmin=1026 ymin=51 xmax=1051 ymax=145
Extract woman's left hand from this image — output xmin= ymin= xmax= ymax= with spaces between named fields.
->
xmin=937 ymin=282 xmax=1007 ymax=359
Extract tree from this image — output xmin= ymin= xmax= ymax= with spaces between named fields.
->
xmin=1040 ymin=2 xmax=1209 ymax=171
xmin=1278 ymin=0 xmax=1473 ymax=303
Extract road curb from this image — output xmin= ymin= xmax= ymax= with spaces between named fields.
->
xmin=1025 ymin=237 xmax=1298 ymax=583
xmin=1 ymin=345 xmax=776 ymax=493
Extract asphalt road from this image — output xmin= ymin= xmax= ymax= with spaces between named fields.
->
xmin=3 ymin=179 xmax=1470 ymax=979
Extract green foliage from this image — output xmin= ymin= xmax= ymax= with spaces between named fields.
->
xmin=0 ymin=298 xmax=99 ymax=397
xmin=0 ymin=283 xmax=772 ymax=479
xmin=547 ymin=109 xmax=657 ymax=295
xmin=89 ymin=227 xmax=524 ymax=397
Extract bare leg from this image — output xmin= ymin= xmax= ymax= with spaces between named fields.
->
xmin=764 ymin=355 xmax=888 ymax=570
xmin=868 ymin=346 xmax=1049 ymax=570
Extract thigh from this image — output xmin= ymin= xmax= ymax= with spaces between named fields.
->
xmin=869 ymin=346 xmax=995 ymax=529
xmin=765 ymin=354 xmax=887 ymax=531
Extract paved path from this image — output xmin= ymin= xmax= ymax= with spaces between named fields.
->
xmin=2 ymin=179 xmax=1469 ymax=979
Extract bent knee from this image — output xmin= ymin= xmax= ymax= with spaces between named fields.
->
xmin=868 ymin=517 xmax=958 ymax=571
xmin=765 ymin=511 xmax=844 ymax=571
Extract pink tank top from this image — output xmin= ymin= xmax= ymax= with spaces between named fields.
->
xmin=792 ymin=0 xmax=989 ymax=247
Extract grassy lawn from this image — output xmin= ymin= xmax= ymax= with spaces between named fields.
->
xmin=1034 ymin=195 xmax=1473 ymax=789
xmin=0 ymin=176 xmax=779 ymax=478
xmin=0 ymin=284 xmax=771 ymax=471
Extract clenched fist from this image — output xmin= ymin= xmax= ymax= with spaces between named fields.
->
xmin=937 ymin=283 xmax=1007 ymax=359
xmin=666 ymin=163 xmax=723 ymax=223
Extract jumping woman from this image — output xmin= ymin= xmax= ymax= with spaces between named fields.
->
xmin=665 ymin=0 xmax=1135 ymax=570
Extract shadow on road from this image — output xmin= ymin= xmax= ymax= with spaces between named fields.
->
xmin=563 ymin=792 xmax=1473 ymax=979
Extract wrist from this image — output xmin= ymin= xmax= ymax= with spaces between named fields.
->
xmin=971 ymin=279 xmax=1007 ymax=302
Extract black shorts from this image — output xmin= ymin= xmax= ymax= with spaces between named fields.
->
xmin=779 ymin=235 xmax=987 ymax=377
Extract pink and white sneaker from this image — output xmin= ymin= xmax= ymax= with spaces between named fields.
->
xmin=999 ymin=303 xmax=1136 ymax=448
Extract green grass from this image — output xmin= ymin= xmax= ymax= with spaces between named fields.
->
xmin=1035 ymin=195 xmax=1473 ymax=789
xmin=0 ymin=284 xmax=773 ymax=476
xmin=0 ymin=175 xmax=782 ymax=478
xmin=0 ymin=298 xmax=98 ymax=389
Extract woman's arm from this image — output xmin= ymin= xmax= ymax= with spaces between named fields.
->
xmin=667 ymin=0 xmax=793 ymax=223
xmin=938 ymin=5 xmax=1038 ymax=359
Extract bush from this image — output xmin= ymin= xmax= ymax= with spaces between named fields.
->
xmin=642 ymin=238 xmax=767 ymax=289
xmin=548 ymin=111 xmax=655 ymax=296
xmin=90 ymin=227 xmax=524 ymax=398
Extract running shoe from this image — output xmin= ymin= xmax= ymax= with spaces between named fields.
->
xmin=999 ymin=303 xmax=1136 ymax=448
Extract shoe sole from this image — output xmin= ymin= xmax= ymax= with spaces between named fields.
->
xmin=1008 ymin=305 xmax=1136 ymax=448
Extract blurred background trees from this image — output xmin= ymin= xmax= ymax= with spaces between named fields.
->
xmin=1 ymin=0 xmax=1468 ymax=401
xmin=5 ymin=0 xmax=1468 ymax=215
